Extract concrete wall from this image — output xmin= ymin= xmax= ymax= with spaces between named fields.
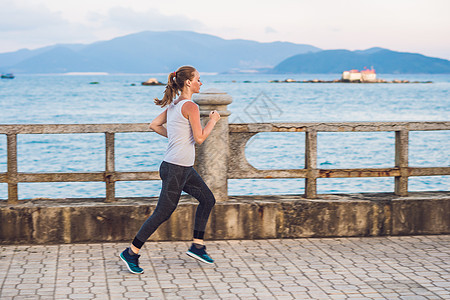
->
xmin=1 ymin=192 xmax=449 ymax=245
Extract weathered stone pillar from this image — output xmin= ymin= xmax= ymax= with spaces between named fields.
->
xmin=7 ymin=134 xmax=18 ymax=204
xmin=395 ymin=130 xmax=409 ymax=196
xmin=105 ymin=132 xmax=116 ymax=203
xmin=193 ymin=88 xmax=233 ymax=201
xmin=305 ymin=129 xmax=318 ymax=198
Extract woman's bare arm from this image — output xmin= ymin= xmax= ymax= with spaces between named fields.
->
xmin=183 ymin=101 xmax=220 ymax=145
xmin=149 ymin=109 xmax=168 ymax=137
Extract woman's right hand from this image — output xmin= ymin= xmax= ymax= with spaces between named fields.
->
xmin=209 ymin=110 xmax=221 ymax=122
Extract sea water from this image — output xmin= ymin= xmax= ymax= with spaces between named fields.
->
xmin=0 ymin=74 xmax=449 ymax=199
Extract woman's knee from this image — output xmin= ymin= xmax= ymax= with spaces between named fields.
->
xmin=207 ymin=191 xmax=216 ymax=207
xmin=153 ymin=202 xmax=177 ymax=223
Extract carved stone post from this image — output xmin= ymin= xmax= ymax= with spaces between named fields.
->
xmin=193 ymin=88 xmax=233 ymax=201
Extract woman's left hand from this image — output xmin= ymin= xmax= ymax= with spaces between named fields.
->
xmin=209 ymin=110 xmax=221 ymax=122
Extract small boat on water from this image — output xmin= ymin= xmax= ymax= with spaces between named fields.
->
xmin=1 ymin=73 xmax=15 ymax=79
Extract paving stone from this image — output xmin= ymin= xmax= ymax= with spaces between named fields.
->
xmin=69 ymin=281 xmax=93 ymax=288
xmin=18 ymin=289 xmax=39 ymax=295
xmin=69 ymin=293 xmax=95 ymax=299
xmin=92 ymin=296 xmax=109 ymax=300
xmin=54 ymin=287 xmax=73 ymax=294
xmin=123 ymin=291 xmax=150 ymax=298
xmin=228 ymin=282 xmax=248 ymax=288
xmin=72 ymin=287 xmax=92 ymax=295
xmin=16 ymin=283 xmax=41 ymax=289
xmin=120 ymin=280 xmax=145 ymax=286
xmin=0 ymin=288 xmax=20 ymax=296
xmin=281 ymin=285 xmax=308 ymax=292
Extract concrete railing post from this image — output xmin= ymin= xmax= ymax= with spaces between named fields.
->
xmin=305 ymin=129 xmax=318 ymax=198
xmin=105 ymin=132 xmax=116 ymax=202
xmin=395 ymin=130 xmax=409 ymax=196
xmin=193 ymin=88 xmax=233 ymax=201
xmin=7 ymin=134 xmax=19 ymax=204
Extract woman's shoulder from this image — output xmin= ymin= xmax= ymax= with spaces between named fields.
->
xmin=182 ymin=100 xmax=198 ymax=110
xmin=180 ymin=100 xmax=198 ymax=119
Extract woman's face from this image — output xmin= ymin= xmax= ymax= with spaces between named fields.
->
xmin=189 ymin=71 xmax=202 ymax=93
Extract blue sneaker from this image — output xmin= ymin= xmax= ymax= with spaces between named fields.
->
xmin=120 ymin=248 xmax=144 ymax=274
xmin=186 ymin=244 xmax=214 ymax=264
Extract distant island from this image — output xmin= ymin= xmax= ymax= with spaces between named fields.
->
xmin=231 ymin=68 xmax=433 ymax=84
xmin=272 ymin=48 xmax=450 ymax=74
xmin=0 ymin=31 xmax=449 ymax=74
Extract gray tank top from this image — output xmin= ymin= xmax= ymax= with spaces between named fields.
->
xmin=163 ymin=99 xmax=195 ymax=166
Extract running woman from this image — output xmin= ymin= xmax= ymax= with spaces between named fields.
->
xmin=120 ymin=66 xmax=221 ymax=274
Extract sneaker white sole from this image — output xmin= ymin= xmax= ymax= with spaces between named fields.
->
xmin=186 ymin=250 xmax=214 ymax=265
xmin=119 ymin=253 xmax=144 ymax=274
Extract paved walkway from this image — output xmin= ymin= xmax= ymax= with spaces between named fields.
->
xmin=0 ymin=235 xmax=449 ymax=299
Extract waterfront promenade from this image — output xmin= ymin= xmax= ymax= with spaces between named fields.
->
xmin=1 ymin=89 xmax=449 ymax=299
xmin=1 ymin=235 xmax=449 ymax=299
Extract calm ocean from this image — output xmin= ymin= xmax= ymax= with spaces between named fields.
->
xmin=0 ymin=73 xmax=449 ymax=199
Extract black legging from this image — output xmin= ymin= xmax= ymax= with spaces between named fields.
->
xmin=133 ymin=161 xmax=216 ymax=248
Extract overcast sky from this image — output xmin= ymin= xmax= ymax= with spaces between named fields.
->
xmin=1 ymin=0 xmax=449 ymax=59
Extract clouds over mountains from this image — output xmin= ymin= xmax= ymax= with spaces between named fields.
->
xmin=0 ymin=0 xmax=204 ymax=52
xmin=1 ymin=1 xmax=92 ymax=51
xmin=101 ymin=7 xmax=203 ymax=32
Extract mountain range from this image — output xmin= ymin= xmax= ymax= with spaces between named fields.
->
xmin=1 ymin=30 xmax=449 ymax=74
xmin=0 ymin=31 xmax=319 ymax=74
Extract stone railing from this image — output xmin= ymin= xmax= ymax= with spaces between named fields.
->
xmin=227 ymin=122 xmax=450 ymax=199
xmin=1 ymin=89 xmax=449 ymax=204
